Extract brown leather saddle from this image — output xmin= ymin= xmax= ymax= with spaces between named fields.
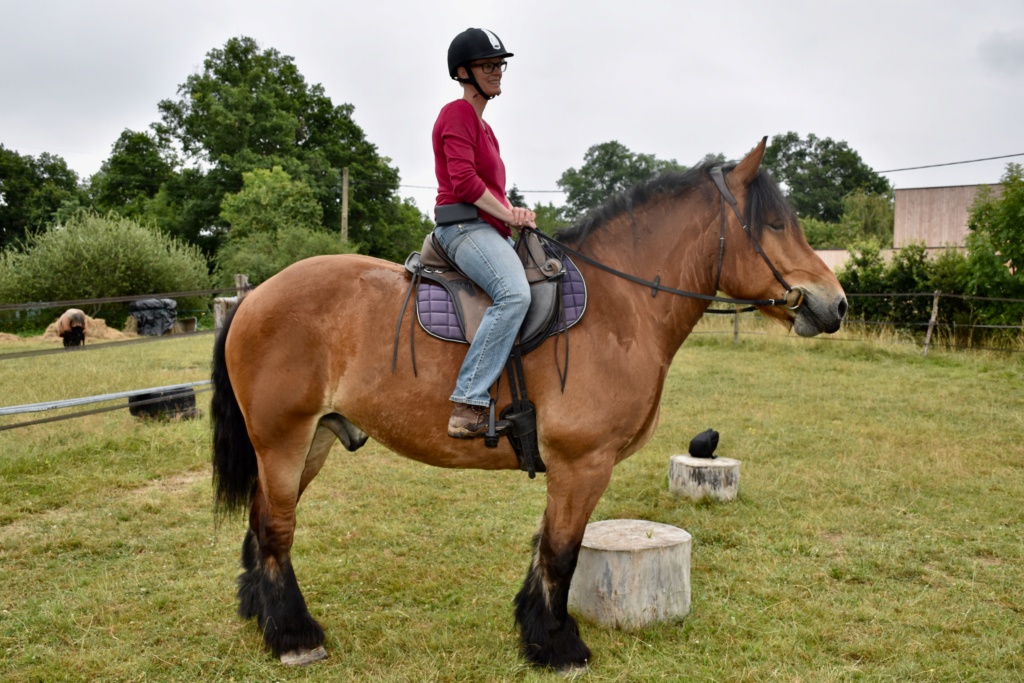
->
xmin=402 ymin=228 xmax=583 ymax=354
xmin=395 ymin=228 xmax=587 ymax=478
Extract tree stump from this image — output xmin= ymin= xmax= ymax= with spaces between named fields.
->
xmin=567 ymin=519 xmax=691 ymax=630
xmin=668 ymin=455 xmax=741 ymax=502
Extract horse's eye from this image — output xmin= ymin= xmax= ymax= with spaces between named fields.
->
xmin=767 ymin=221 xmax=785 ymax=232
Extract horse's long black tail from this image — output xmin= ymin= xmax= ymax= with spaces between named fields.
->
xmin=211 ymin=304 xmax=258 ymax=515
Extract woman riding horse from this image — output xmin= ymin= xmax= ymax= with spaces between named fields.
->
xmin=211 ymin=137 xmax=848 ymax=671
xmin=433 ymin=28 xmax=537 ymax=439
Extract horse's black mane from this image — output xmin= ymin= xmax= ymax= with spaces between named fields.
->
xmin=553 ymin=162 xmax=797 ymax=245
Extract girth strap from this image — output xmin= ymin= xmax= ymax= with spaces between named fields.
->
xmin=392 ymin=267 xmax=419 ymax=377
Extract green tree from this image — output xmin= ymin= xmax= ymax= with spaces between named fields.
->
xmin=0 ymin=146 xmax=86 ymax=248
xmin=801 ymin=189 xmax=895 ymax=249
xmin=350 ymin=195 xmax=433 ymax=264
xmin=557 ymin=141 xmax=684 ymax=220
xmin=89 ymin=129 xmax=175 ymax=221
xmin=531 ymin=201 xmax=567 ymax=234
xmin=763 ymin=132 xmax=890 ymax=222
xmin=967 ymin=163 xmax=1024 ymax=278
xmin=507 ymin=185 xmax=527 ymax=209
xmin=963 ymin=163 xmax=1024 ymax=324
xmin=800 ymin=216 xmax=860 ymax=250
xmin=153 ymin=36 xmax=421 ymax=260
xmin=215 ymin=166 xmax=352 ymax=285
xmin=885 ymin=242 xmax=936 ymax=325
xmin=215 ymin=225 xmax=354 ymax=287
xmin=219 ymin=166 xmax=323 ymax=239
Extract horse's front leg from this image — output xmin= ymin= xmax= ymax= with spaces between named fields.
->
xmin=514 ymin=454 xmax=614 ymax=670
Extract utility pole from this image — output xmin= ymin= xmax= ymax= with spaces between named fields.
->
xmin=340 ymin=167 xmax=350 ymax=243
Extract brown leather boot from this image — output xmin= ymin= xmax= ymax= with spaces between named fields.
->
xmin=447 ymin=402 xmax=507 ymax=439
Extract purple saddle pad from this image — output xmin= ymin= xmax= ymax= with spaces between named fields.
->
xmin=416 ymin=255 xmax=586 ymax=343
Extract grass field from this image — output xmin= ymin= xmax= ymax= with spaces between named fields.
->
xmin=1 ymin=325 xmax=1022 ymax=682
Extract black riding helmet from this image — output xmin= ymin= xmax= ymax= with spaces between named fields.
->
xmin=448 ymin=28 xmax=513 ymax=100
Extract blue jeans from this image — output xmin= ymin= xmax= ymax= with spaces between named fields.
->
xmin=433 ymin=220 xmax=531 ymax=407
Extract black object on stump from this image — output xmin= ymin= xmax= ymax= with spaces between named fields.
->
xmin=688 ymin=429 xmax=719 ymax=459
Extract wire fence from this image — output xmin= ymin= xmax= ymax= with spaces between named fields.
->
xmin=703 ymin=291 xmax=1024 ymax=356
xmin=0 ymin=383 xmax=213 ymax=432
xmin=2 ymin=287 xmax=1021 ymax=432
xmin=0 ymin=280 xmax=252 ymax=337
xmin=0 ymin=286 xmax=242 ymax=430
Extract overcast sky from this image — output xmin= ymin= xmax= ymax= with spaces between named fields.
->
xmin=2 ymin=0 xmax=1023 ymax=214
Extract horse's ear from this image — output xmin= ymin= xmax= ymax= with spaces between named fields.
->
xmin=728 ymin=136 xmax=768 ymax=188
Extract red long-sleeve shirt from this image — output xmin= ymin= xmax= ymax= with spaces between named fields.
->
xmin=433 ymin=98 xmax=510 ymax=238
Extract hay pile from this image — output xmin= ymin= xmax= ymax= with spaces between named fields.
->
xmin=41 ymin=313 xmax=132 ymax=343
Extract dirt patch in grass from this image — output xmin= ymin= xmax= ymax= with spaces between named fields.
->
xmin=0 ymin=470 xmax=207 ymax=544
xmin=126 ymin=470 xmax=207 ymax=499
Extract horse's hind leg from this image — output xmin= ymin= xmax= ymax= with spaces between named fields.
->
xmin=237 ymin=419 xmax=341 ymax=665
xmin=514 ymin=454 xmax=614 ymax=670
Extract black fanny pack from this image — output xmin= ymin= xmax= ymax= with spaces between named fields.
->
xmin=434 ymin=203 xmax=479 ymax=226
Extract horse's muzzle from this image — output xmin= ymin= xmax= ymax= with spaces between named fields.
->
xmin=791 ymin=289 xmax=847 ymax=337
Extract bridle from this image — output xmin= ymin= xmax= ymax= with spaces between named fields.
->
xmin=531 ymin=166 xmax=806 ymax=311
xmin=707 ymin=166 xmax=805 ymax=311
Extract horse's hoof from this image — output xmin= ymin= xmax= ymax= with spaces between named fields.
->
xmin=559 ymin=663 xmax=590 ymax=679
xmin=280 ymin=645 xmax=328 ymax=666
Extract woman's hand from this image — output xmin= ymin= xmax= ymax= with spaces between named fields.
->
xmin=472 ymin=190 xmax=537 ymax=229
xmin=508 ymin=206 xmax=537 ymax=229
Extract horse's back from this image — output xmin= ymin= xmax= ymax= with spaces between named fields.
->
xmin=247 ymin=253 xmax=402 ymax=306
xmin=224 ymin=254 xmax=408 ymax=405
xmin=231 ymin=254 xmax=405 ymax=335
xmin=222 ymin=252 xmax=521 ymax=470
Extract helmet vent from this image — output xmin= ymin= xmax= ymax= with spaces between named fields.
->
xmin=481 ymin=29 xmax=502 ymax=50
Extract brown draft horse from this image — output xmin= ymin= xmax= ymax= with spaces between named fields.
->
xmin=210 ymin=139 xmax=847 ymax=670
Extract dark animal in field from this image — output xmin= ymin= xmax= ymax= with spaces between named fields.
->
xmin=56 ymin=309 xmax=87 ymax=347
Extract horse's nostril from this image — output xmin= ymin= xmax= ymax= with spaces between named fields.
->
xmin=837 ymin=297 xmax=848 ymax=320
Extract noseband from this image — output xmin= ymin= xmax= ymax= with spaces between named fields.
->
xmin=708 ymin=166 xmax=804 ymax=311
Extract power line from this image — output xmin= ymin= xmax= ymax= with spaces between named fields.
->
xmin=398 ymin=153 xmax=1024 ymax=195
xmin=877 ymin=153 xmax=1024 ymax=173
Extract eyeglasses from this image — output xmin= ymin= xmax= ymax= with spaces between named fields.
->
xmin=472 ymin=61 xmax=507 ymax=74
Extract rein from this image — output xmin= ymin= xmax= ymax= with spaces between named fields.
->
xmin=532 ymin=166 xmax=804 ymax=310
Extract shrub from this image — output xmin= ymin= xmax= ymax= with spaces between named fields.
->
xmin=963 ymin=167 xmax=1024 ymax=327
xmin=928 ymin=248 xmax=973 ymax=332
xmin=801 ymin=216 xmax=858 ymax=250
xmin=215 ymin=224 xmax=354 ymax=286
xmin=885 ymin=243 xmax=934 ymax=328
xmin=0 ymin=211 xmax=212 ymax=331
xmin=212 ymin=166 xmax=356 ymax=285
xmin=836 ymin=239 xmax=889 ymax=322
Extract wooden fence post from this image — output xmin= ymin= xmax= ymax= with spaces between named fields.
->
xmin=340 ymin=167 xmax=349 ymax=243
xmin=922 ymin=291 xmax=941 ymax=357
xmin=213 ymin=274 xmax=250 ymax=330
xmin=234 ymin=274 xmax=250 ymax=300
